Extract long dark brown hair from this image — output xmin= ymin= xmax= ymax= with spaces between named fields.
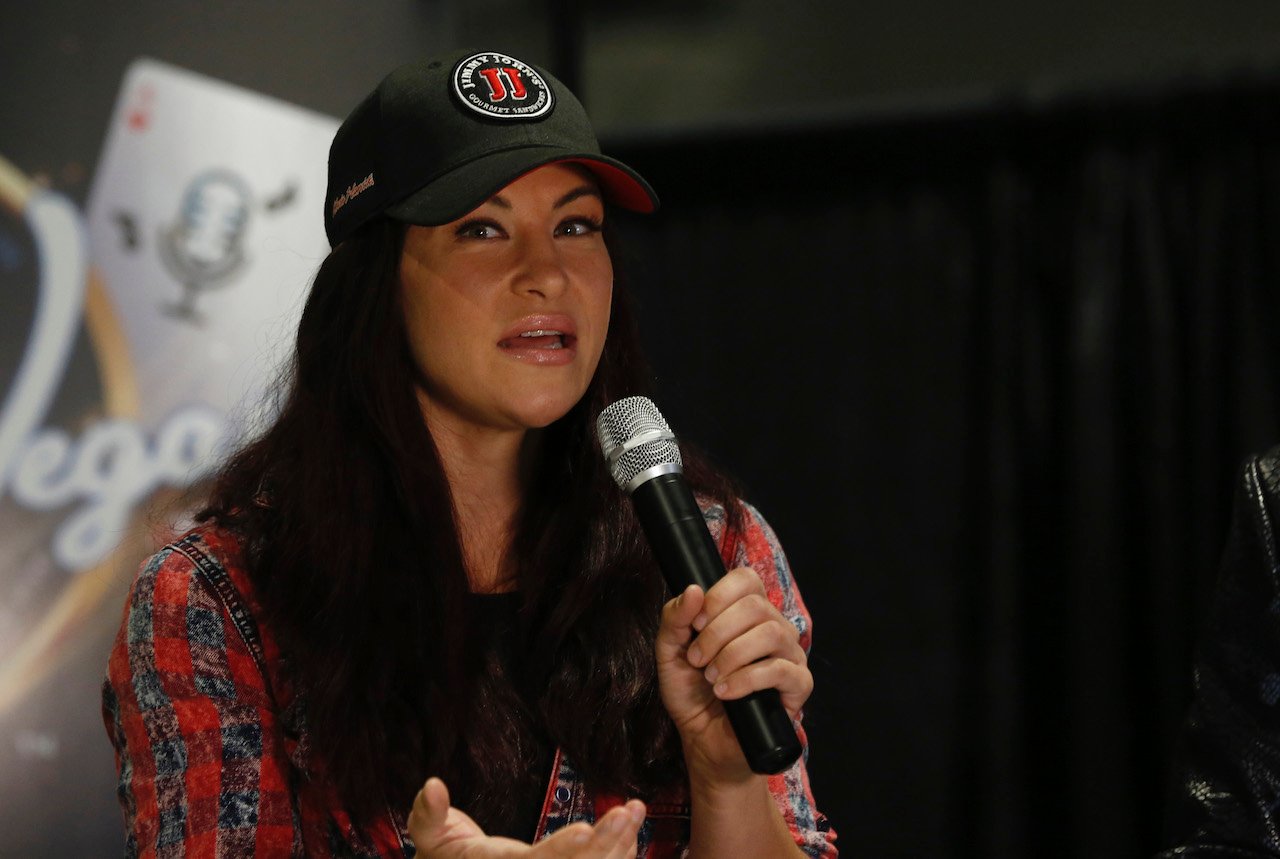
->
xmin=200 ymin=216 xmax=738 ymax=830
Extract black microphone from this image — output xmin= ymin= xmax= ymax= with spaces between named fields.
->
xmin=596 ymin=396 xmax=802 ymax=775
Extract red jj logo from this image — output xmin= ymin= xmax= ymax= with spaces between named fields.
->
xmin=452 ymin=52 xmax=554 ymax=120
xmin=477 ymin=67 xmax=528 ymax=102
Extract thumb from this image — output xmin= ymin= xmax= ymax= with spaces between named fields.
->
xmin=655 ymin=584 xmax=703 ymax=662
xmin=407 ymin=777 xmax=452 ymax=849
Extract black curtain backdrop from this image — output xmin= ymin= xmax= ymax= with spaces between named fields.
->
xmin=607 ymin=76 xmax=1280 ymax=857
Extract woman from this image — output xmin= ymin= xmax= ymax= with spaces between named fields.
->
xmin=104 ymin=50 xmax=836 ymax=858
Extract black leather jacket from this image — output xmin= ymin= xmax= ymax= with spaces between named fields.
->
xmin=1161 ymin=445 xmax=1280 ymax=856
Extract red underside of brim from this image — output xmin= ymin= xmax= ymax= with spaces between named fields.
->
xmin=554 ymin=158 xmax=657 ymax=214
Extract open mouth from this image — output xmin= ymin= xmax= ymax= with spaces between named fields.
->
xmin=498 ymin=329 xmax=577 ymax=351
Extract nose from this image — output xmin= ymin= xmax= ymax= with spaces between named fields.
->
xmin=511 ymin=234 xmax=569 ymax=299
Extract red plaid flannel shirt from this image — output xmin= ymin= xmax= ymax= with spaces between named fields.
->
xmin=103 ymin=501 xmax=837 ymax=857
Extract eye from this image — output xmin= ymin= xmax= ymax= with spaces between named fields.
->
xmin=455 ymin=219 xmax=505 ymax=240
xmin=556 ymin=216 xmax=603 ymax=237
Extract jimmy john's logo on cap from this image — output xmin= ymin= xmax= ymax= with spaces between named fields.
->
xmin=452 ymin=52 xmax=554 ymax=120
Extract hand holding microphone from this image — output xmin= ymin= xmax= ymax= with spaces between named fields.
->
xmin=596 ymin=397 xmax=807 ymax=778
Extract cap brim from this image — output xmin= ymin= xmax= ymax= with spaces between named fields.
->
xmin=383 ymin=146 xmax=659 ymax=226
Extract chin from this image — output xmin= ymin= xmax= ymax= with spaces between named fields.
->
xmin=507 ymin=391 xmax=587 ymax=430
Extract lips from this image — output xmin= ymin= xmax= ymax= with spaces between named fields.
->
xmin=497 ymin=315 xmax=578 ymax=359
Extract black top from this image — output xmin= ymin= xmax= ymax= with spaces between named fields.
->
xmin=466 ymin=591 xmax=555 ymax=842
xmin=1161 ymin=444 xmax=1280 ymax=854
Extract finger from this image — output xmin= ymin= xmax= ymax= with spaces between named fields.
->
xmin=685 ymin=591 xmax=796 ymax=669
xmin=655 ymin=585 xmax=703 ymax=663
xmin=712 ymin=657 xmax=814 ymax=716
xmin=531 ymin=800 xmax=643 ymax=858
xmin=693 ymin=566 xmax=767 ymax=631
xmin=592 ymin=801 xmax=645 ymax=859
xmin=698 ymin=619 xmax=807 ymax=686
xmin=533 ymin=822 xmax=594 ymax=855
xmin=407 ymin=777 xmax=451 ymax=845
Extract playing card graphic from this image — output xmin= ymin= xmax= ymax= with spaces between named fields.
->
xmin=87 ymin=57 xmax=339 ymax=427
xmin=0 ymin=57 xmax=338 ymax=728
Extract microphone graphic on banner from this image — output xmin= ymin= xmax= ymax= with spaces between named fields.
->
xmin=158 ymin=168 xmax=252 ymax=323
xmin=596 ymin=396 xmax=803 ymax=775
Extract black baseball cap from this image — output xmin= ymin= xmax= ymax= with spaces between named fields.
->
xmin=324 ymin=49 xmax=659 ymax=247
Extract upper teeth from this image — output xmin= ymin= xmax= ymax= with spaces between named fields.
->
xmin=520 ymin=330 xmax=563 ymax=337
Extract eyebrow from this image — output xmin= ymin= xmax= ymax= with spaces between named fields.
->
xmin=486 ymin=185 xmax=603 ymax=210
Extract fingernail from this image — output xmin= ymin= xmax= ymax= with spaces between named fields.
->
xmin=687 ymin=644 xmax=702 ymax=665
xmin=630 ymin=802 xmax=645 ymax=824
xmin=714 ymin=681 xmax=729 ymax=696
xmin=609 ymin=810 xmax=628 ymax=832
xmin=704 ymin=664 xmax=718 ymax=682
xmin=692 ymin=613 xmax=708 ymax=631
xmin=572 ymin=828 xmax=591 ymax=844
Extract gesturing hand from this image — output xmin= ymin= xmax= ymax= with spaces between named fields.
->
xmin=407 ymin=777 xmax=646 ymax=859
xmin=655 ymin=566 xmax=813 ymax=783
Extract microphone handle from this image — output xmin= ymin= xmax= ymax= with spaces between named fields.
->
xmin=631 ymin=473 xmax=803 ymax=775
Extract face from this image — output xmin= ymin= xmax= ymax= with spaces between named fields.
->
xmin=398 ymin=163 xmax=613 ymax=438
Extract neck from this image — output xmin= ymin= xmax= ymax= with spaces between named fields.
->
xmin=420 ymin=399 xmax=540 ymax=593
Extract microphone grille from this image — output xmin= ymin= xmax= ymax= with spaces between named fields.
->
xmin=596 ymin=396 xmax=683 ymax=490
